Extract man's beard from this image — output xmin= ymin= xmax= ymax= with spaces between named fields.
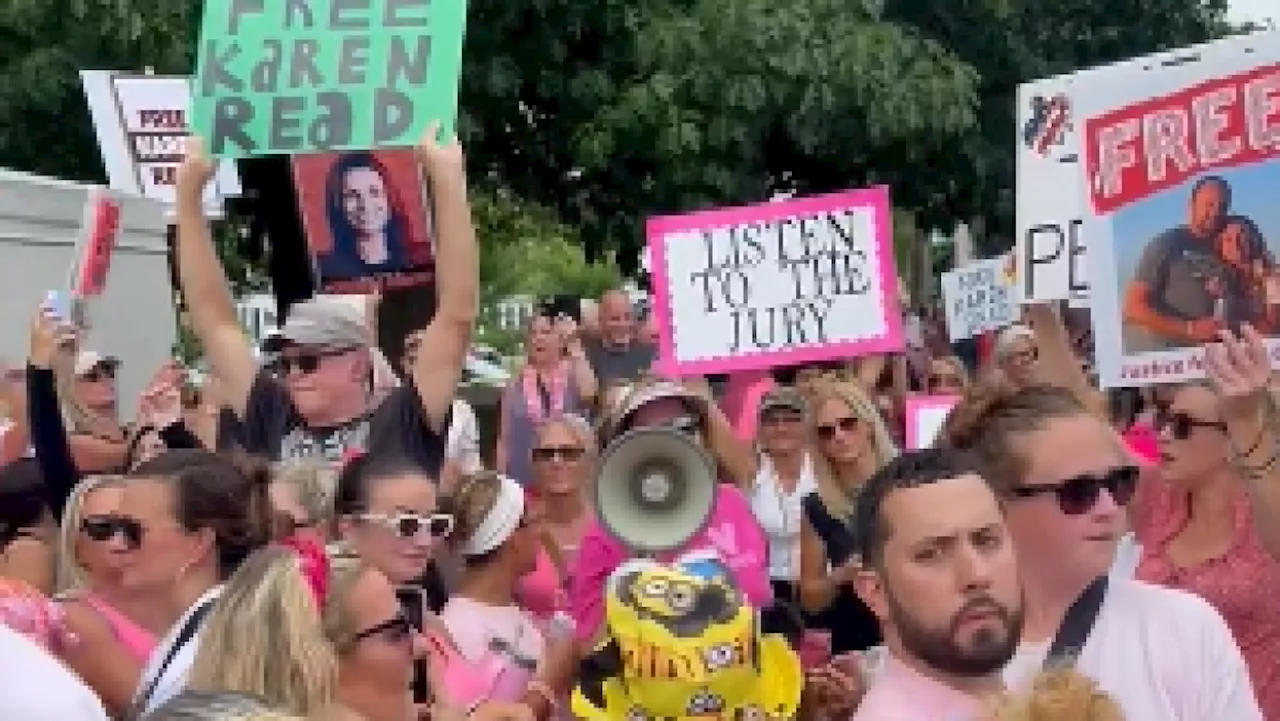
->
xmin=885 ymin=585 xmax=1024 ymax=677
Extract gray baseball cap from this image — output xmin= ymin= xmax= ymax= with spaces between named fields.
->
xmin=261 ymin=297 xmax=369 ymax=353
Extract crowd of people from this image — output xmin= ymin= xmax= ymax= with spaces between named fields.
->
xmin=0 ymin=128 xmax=1278 ymax=721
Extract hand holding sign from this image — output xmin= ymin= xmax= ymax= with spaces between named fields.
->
xmin=1204 ymin=324 xmax=1272 ymax=430
xmin=176 ymin=136 xmax=217 ymax=200
xmin=29 ymin=305 xmax=78 ymax=370
xmin=414 ymin=121 xmax=465 ymax=183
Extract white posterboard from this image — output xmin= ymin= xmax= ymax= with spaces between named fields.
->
xmin=940 ymin=255 xmax=1020 ymax=342
xmin=1080 ymin=30 xmax=1280 ymax=386
xmin=81 ymin=71 xmax=240 ymax=216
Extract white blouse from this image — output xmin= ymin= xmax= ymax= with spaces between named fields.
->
xmin=748 ymin=452 xmax=817 ymax=581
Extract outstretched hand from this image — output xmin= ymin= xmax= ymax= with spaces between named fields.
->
xmin=1204 ymin=323 xmax=1272 ymax=426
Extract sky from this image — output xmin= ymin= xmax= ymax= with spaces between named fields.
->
xmin=1228 ymin=0 xmax=1275 ymax=24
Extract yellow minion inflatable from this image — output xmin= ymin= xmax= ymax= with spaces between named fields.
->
xmin=572 ymin=551 xmax=803 ymax=721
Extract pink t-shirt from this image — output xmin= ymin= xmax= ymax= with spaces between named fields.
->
xmin=853 ymin=653 xmax=981 ymax=720
xmin=568 ymin=484 xmax=770 ymax=644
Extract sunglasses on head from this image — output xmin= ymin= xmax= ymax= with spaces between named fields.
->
xmin=80 ymin=515 xmax=144 ymax=548
xmin=277 ymin=347 xmax=356 ymax=376
xmin=350 ymin=613 xmax=415 ymax=645
xmin=1009 ymin=465 xmax=1139 ymax=515
xmin=532 ymin=446 xmax=585 ymax=463
xmin=359 ymin=512 xmax=453 ymax=540
xmin=1154 ymin=408 xmax=1227 ymax=440
xmin=816 ymin=416 xmax=860 ymax=440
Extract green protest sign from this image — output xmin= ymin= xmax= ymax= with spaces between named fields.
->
xmin=190 ymin=0 xmax=467 ymax=158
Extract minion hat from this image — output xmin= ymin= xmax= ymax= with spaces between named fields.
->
xmin=572 ymin=551 xmax=802 ymax=721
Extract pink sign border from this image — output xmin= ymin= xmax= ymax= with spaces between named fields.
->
xmin=646 ymin=186 xmax=903 ymax=377
xmin=904 ymin=395 xmax=961 ymax=450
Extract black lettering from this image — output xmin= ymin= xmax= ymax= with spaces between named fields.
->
xmin=739 ymin=223 xmax=766 ymax=266
xmin=337 ymin=36 xmax=371 ymax=85
xmin=373 ymin=87 xmax=414 ymax=142
xmin=384 ymin=0 xmax=431 ymax=27
xmin=826 ymin=209 xmax=859 ymax=253
xmin=1067 ymin=219 xmax=1088 ymax=297
xmin=209 ymin=98 xmax=255 ymax=155
xmin=729 ymin=308 xmax=743 ymax=352
xmin=309 ymin=92 xmax=354 ymax=149
xmin=289 ymin=39 xmax=323 ymax=87
xmin=284 ymin=0 xmax=315 ymax=28
xmin=268 ymin=96 xmax=305 ymax=151
xmin=329 ymin=0 xmax=371 ymax=28
xmin=385 ymin=35 xmax=431 ymax=85
xmin=1024 ymin=223 xmax=1065 ymax=299
xmin=690 ymin=270 xmax=720 ymax=313
xmin=199 ymin=40 xmax=244 ymax=96
xmin=251 ymin=39 xmax=283 ymax=92
xmin=227 ymin=0 xmax=264 ymax=33
xmin=720 ymin=269 xmax=751 ymax=309
xmin=774 ymin=218 xmax=799 ymax=265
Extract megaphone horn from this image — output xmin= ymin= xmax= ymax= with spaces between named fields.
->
xmin=593 ymin=427 xmax=718 ymax=555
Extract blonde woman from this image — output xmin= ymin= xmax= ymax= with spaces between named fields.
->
xmin=798 ymin=381 xmax=897 ymax=655
xmin=149 ymin=690 xmax=309 ymax=720
xmin=516 ymin=415 xmax=596 ymax=625
xmin=985 ymin=670 xmax=1124 ymax=721
xmin=271 ymin=461 xmax=338 ymax=543
xmin=190 ymin=544 xmax=530 ymax=721
xmin=55 ymin=476 xmax=161 ymax=717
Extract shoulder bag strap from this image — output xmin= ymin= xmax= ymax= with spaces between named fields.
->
xmin=1043 ymin=575 xmax=1108 ymax=670
xmin=131 ymin=597 xmax=216 ymax=716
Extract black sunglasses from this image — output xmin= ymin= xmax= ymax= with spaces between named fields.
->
xmin=1010 ymin=465 xmax=1139 ymax=516
xmin=80 ymin=515 xmax=144 ymax=549
xmin=277 ymin=347 xmax=355 ymax=376
xmin=350 ymin=613 xmax=415 ymax=645
xmin=532 ymin=446 xmax=586 ymax=463
xmin=928 ymin=374 xmax=962 ymax=388
xmin=1154 ymin=409 xmax=1227 ymax=440
xmin=816 ymin=416 xmax=860 ymax=440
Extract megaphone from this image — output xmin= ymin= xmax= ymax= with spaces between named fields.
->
xmin=593 ymin=427 xmax=717 ymax=555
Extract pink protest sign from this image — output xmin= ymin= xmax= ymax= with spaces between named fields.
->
xmin=905 ymin=395 xmax=960 ymax=450
xmin=647 ymin=186 xmax=904 ymax=377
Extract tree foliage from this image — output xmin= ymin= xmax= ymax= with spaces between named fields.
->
xmin=0 ymin=0 xmax=1242 ymax=284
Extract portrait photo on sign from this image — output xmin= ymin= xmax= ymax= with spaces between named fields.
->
xmin=1113 ymin=167 xmax=1280 ymax=355
xmin=292 ymin=149 xmax=435 ymax=294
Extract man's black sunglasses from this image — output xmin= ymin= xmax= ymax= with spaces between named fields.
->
xmin=1010 ymin=465 xmax=1139 ymax=516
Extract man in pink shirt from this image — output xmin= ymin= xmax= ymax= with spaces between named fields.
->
xmin=849 ymin=449 xmax=1023 ymax=720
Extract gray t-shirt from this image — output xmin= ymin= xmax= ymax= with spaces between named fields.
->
xmin=1126 ymin=226 xmax=1252 ymax=352
xmin=584 ymin=339 xmax=656 ymax=386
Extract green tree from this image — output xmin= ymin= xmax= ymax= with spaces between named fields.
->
xmin=0 ymin=0 xmax=197 ymax=182
xmin=471 ymin=189 xmax=620 ymax=354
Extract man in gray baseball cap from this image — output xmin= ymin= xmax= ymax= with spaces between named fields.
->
xmin=169 ymin=127 xmax=479 ymax=469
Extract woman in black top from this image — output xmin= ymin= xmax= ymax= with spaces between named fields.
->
xmin=798 ymin=381 xmax=898 ymax=654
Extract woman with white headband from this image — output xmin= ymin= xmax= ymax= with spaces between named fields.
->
xmin=428 ymin=473 xmax=560 ymax=714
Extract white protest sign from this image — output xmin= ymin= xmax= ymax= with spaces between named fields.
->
xmin=905 ymin=396 xmax=959 ymax=450
xmin=1081 ymin=31 xmax=1280 ymax=387
xmin=81 ymin=71 xmax=240 ymax=216
xmin=646 ymin=187 xmax=905 ymax=376
xmin=940 ymin=255 xmax=1020 ymax=342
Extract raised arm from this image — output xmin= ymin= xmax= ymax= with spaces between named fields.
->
xmin=407 ymin=125 xmax=480 ymax=432
xmin=172 ymin=140 xmax=258 ymax=417
xmin=1025 ymin=303 xmax=1104 ymax=416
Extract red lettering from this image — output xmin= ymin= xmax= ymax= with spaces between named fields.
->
xmin=1086 ymin=63 xmax=1280 ymax=213
xmin=137 ymin=108 xmax=187 ymax=130
xmin=149 ymin=165 xmax=177 ymax=186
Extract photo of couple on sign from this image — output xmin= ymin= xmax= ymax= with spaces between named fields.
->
xmin=1119 ymin=169 xmax=1280 ymax=353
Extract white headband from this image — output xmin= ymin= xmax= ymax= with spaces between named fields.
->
xmin=461 ymin=475 xmax=525 ymax=557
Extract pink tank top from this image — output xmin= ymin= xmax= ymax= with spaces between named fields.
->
xmin=82 ymin=594 xmax=155 ymax=663
xmin=515 ymin=546 xmax=567 ymax=624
